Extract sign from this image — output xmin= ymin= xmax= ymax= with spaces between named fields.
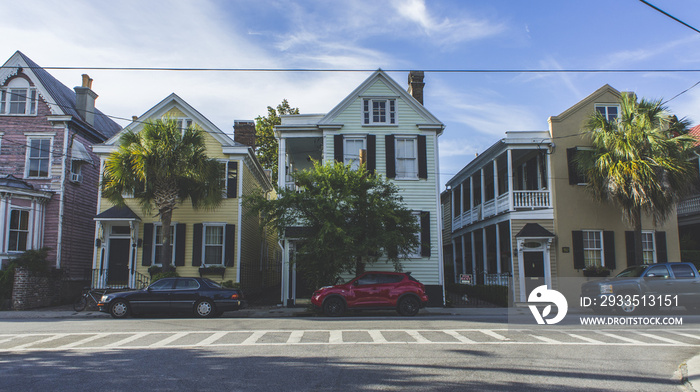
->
xmin=459 ymin=274 xmax=472 ymax=285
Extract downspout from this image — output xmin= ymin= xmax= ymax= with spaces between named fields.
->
xmin=91 ymin=158 xmax=104 ymax=271
xmin=56 ymin=124 xmax=70 ymax=269
xmin=236 ymin=158 xmax=244 ymax=283
xmin=434 ymin=132 xmax=446 ymax=306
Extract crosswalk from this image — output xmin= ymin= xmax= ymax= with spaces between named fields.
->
xmin=1 ymin=328 xmax=700 ymax=352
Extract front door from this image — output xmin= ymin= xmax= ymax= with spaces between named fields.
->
xmin=524 ymin=251 xmax=545 ymax=297
xmin=108 ymin=238 xmax=130 ymax=286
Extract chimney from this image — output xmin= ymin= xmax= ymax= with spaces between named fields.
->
xmin=74 ymin=74 xmax=98 ymax=126
xmin=233 ymin=120 xmax=256 ymax=148
xmin=408 ymin=70 xmax=425 ymax=105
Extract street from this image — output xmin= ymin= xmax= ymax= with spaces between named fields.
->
xmin=1 ymin=313 xmax=699 ymax=391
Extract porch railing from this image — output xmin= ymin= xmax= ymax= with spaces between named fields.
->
xmin=483 ymin=273 xmax=512 ymax=287
xmin=678 ymin=195 xmax=700 ymax=217
xmin=90 ymin=268 xmax=150 ymax=290
xmin=513 ymin=190 xmax=551 ymax=209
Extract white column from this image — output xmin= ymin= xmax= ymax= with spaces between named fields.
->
xmin=460 ymin=234 xmax=467 ymax=275
xmin=470 ymin=231 xmax=476 ymax=277
xmin=507 ymin=149 xmax=514 ymax=211
xmin=482 ymin=228 xmax=488 ymax=276
xmin=546 ymin=149 xmax=553 ymax=205
xmin=496 ymin=224 xmax=502 ymax=274
xmin=493 ymin=159 xmax=499 ymax=213
xmin=278 ymin=137 xmax=286 ymax=188
xmin=451 ymin=239 xmax=457 ymax=283
xmin=0 ymin=194 xmax=8 ymax=252
xmin=459 ymin=183 xmax=465 ymax=218
xmin=480 ymin=168 xmax=486 ymax=219
xmin=450 ymin=187 xmax=455 ymax=224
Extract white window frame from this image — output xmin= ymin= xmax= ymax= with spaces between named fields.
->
xmin=173 ymin=118 xmax=193 ymax=135
xmin=25 ymin=136 xmax=53 ymax=179
xmin=201 ymin=223 xmax=226 ymax=266
xmin=7 ymin=208 xmax=30 ymax=253
xmin=152 ymin=224 xmax=176 ymax=266
xmin=395 ymin=136 xmax=418 ymax=179
xmin=1 ymin=78 xmax=38 ymax=116
xmin=642 ymin=231 xmax=656 ymax=264
xmin=0 ymin=132 xmax=4 ymax=153
xmin=343 ymin=136 xmax=366 ymax=169
xmin=362 ymin=98 xmax=397 ymax=125
xmin=582 ymin=230 xmax=604 ymax=267
xmin=594 ymin=104 xmax=620 ymax=122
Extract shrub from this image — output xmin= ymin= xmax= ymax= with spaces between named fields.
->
xmin=221 ymin=280 xmax=241 ymax=289
xmin=0 ymin=248 xmax=52 ymax=302
xmin=151 ymin=271 xmax=179 ymax=283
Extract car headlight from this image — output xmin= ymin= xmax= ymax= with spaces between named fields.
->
xmin=600 ymin=284 xmax=613 ymax=294
xmin=101 ymin=295 xmax=112 ymax=302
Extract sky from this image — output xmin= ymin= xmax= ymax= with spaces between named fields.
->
xmin=3 ymin=0 xmax=700 ymax=188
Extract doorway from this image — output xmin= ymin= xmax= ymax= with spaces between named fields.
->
xmin=108 ymin=238 xmax=130 ymax=286
xmin=523 ymin=251 xmax=544 ymax=297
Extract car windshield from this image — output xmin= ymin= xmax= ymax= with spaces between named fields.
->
xmin=615 ymin=266 xmax=648 ymax=278
xmin=203 ymin=278 xmax=222 ymax=288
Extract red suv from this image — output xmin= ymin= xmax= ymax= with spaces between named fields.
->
xmin=311 ymin=271 xmax=429 ymax=317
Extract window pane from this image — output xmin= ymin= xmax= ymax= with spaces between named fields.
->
xmin=204 ymin=246 xmax=223 ymax=264
xmin=205 ymin=226 xmax=223 ymax=245
xmin=9 ymin=88 xmax=27 ymax=114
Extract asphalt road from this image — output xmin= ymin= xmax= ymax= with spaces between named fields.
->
xmin=1 ymin=316 xmax=698 ymax=391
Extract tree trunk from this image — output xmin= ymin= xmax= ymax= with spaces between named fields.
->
xmin=633 ymin=206 xmax=643 ymax=266
xmin=160 ymin=209 xmax=173 ymax=273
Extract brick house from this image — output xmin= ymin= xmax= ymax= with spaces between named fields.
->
xmin=0 ymin=51 xmax=121 ymax=282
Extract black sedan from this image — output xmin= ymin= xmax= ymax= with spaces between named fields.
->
xmin=97 ymin=277 xmax=245 ymax=318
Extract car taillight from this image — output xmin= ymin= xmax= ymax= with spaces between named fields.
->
xmin=230 ymin=293 xmax=240 ymax=300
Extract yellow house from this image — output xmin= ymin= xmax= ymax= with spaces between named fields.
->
xmin=91 ymin=94 xmax=278 ymax=293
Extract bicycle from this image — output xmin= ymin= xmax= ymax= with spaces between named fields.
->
xmin=73 ymin=287 xmax=107 ymax=312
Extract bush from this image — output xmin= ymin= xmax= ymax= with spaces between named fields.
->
xmin=221 ymin=280 xmax=241 ymax=289
xmin=151 ymin=271 xmax=179 ymax=283
xmin=0 ymin=248 xmax=52 ymax=302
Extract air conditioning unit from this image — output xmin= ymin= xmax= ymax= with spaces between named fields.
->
xmin=70 ymin=173 xmax=82 ymax=183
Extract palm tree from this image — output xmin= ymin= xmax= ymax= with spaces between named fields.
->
xmin=102 ymin=118 xmax=224 ymax=271
xmin=578 ymin=93 xmax=697 ymax=265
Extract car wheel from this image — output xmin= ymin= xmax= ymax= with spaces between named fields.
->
xmin=323 ymin=297 xmax=345 ymax=317
xmin=617 ymin=293 xmax=638 ymax=315
xmin=397 ymin=296 xmax=420 ymax=316
xmin=110 ymin=300 xmax=129 ymax=319
xmin=195 ymin=300 xmax=216 ymax=318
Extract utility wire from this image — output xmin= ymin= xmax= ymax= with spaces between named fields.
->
xmin=639 ymin=0 xmax=700 ymax=34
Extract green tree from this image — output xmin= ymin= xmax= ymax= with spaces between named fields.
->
xmin=577 ymin=94 xmax=697 ymax=265
xmin=245 ymin=161 xmax=421 ymax=289
xmin=101 ymin=118 xmax=224 ymax=271
xmin=254 ymin=99 xmax=299 ymax=185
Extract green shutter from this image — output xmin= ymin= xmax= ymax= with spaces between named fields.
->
xmin=656 ymin=232 xmax=667 ymax=263
xmin=417 ymin=135 xmax=427 ymax=179
xmin=572 ymin=231 xmax=584 ymax=270
xmin=175 ymin=223 xmax=186 ymax=266
xmin=225 ymin=224 xmax=236 ymax=267
xmin=334 ymin=135 xmax=343 ymax=163
xmin=625 ymin=231 xmax=636 ymax=267
xmin=367 ymin=134 xmax=376 ymax=174
xmin=192 ymin=223 xmax=202 ymax=267
xmin=603 ymin=231 xmax=615 ymax=270
xmin=385 ymin=135 xmax=395 ymax=178
xmin=142 ymin=223 xmax=153 ymax=266
xmin=420 ymin=211 xmax=431 ymax=257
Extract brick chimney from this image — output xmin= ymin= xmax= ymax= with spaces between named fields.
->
xmin=74 ymin=74 xmax=98 ymax=126
xmin=233 ymin=120 xmax=256 ymax=148
xmin=408 ymin=70 xmax=425 ymax=105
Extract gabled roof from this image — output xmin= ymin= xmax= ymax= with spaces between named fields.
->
xmin=1 ymin=51 xmax=121 ymax=140
xmin=100 ymin=93 xmax=245 ymax=148
xmin=94 ymin=205 xmax=141 ymax=221
xmin=0 ymin=174 xmax=34 ymax=190
xmin=549 ymin=84 xmax=622 ymax=123
xmin=689 ymin=125 xmax=700 ymax=148
xmin=515 ymin=223 xmax=555 ymax=238
xmin=318 ymin=69 xmax=443 ymax=131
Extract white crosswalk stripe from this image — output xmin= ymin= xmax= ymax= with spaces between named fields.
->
xmin=1 ymin=328 xmax=700 ymax=352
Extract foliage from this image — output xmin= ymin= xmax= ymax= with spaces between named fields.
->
xmin=0 ymin=248 xmax=52 ymax=301
xmin=254 ymin=99 xmax=300 ymax=186
xmin=221 ymin=280 xmax=241 ymax=289
xmin=151 ymin=271 xmax=179 ymax=283
xmin=199 ymin=266 xmax=226 ymax=277
xmin=577 ymin=94 xmax=697 ymax=264
xmin=102 ymin=118 xmax=225 ymax=271
xmin=245 ymin=161 xmax=420 ymax=289
xmin=582 ymin=265 xmax=611 ymax=277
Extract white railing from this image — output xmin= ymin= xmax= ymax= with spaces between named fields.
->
xmin=496 ymin=193 xmax=509 ymax=213
xmin=513 ymin=190 xmax=551 ymax=209
xmin=483 ymin=273 xmax=511 ymax=287
xmin=483 ymin=199 xmax=496 ymax=218
xmin=678 ymin=195 xmax=700 ymax=216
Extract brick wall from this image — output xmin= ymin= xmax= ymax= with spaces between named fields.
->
xmin=11 ymin=267 xmax=63 ymax=310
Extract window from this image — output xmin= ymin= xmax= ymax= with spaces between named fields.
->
xmin=204 ymin=225 xmax=224 ymax=265
xmin=174 ymin=118 xmax=193 ymax=133
xmin=595 ymin=105 xmax=619 ymax=122
xmin=148 ymin=278 xmax=175 ymax=291
xmin=343 ymin=137 xmax=366 ymax=169
xmin=642 ymin=231 xmax=655 ymax=264
xmin=583 ymin=230 xmax=603 ymax=267
xmin=70 ymin=161 xmax=83 ymax=183
xmin=26 ymin=138 xmax=51 ymax=178
xmin=175 ymin=278 xmax=200 ymax=290
xmin=1 ymin=78 xmax=38 ymax=115
xmin=363 ymin=98 xmax=396 ymax=125
xmin=671 ymin=264 xmax=696 ymax=278
xmin=154 ymin=225 xmax=175 ymax=265
xmin=408 ymin=211 xmax=422 ymax=258
xmin=8 ymin=209 xmax=29 ymax=252
xmin=645 ymin=265 xmax=669 ymax=278
xmin=225 ymin=161 xmax=238 ymax=198
xmin=395 ymin=137 xmax=418 ymax=179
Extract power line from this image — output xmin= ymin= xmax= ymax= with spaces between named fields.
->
xmin=639 ymin=0 xmax=700 ymax=34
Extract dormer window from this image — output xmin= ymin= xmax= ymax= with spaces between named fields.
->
xmin=1 ymin=78 xmax=38 ymax=116
xmin=595 ymin=104 xmax=619 ymax=122
xmin=174 ymin=118 xmax=193 ymax=133
xmin=363 ymin=98 xmax=396 ymax=125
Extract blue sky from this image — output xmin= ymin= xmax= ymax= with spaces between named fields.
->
xmin=4 ymin=0 xmax=700 ymax=188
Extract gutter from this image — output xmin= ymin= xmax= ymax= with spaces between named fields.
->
xmin=56 ymin=124 xmax=70 ymax=269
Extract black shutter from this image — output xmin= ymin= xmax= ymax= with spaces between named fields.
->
xmin=420 ymin=211 xmax=431 ymax=257
xmin=367 ymin=134 xmax=376 ymax=174
xmin=334 ymin=135 xmax=343 ymax=163
xmin=572 ymin=231 xmax=584 ymax=270
xmin=142 ymin=223 xmax=153 ymax=266
xmin=385 ymin=135 xmax=395 ymax=178
xmin=656 ymin=232 xmax=667 ymax=263
xmin=175 ymin=223 xmax=186 ymax=266
xmin=417 ymin=135 xmax=427 ymax=179
xmin=567 ymin=148 xmax=583 ymax=185
xmin=603 ymin=231 xmax=616 ymax=270
xmin=227 ymin=162 xmax=238 ymax=199
xmin=625 ymin=231 xmax=636 ymax=266
xmin=192 ymin=223 xmax=202 ymax=266
xmin=225 ymin=224 xmax=236 ymax=267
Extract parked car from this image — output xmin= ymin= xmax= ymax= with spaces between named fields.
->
xmin=580 ymin=262 xmax=700 ymax=314
xmin=311 ymin=271 xmax=429 ymax=317
xmin=97 ymin=277 xmax=245 ymax=318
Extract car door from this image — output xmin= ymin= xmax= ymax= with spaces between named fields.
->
xmin=375 ymin=274 xmax=403 ymax=306
xmin=130 ymin=278 xmax=175 ymax=313
xmin=643 ymin=265 xmax=672 ymax=296
xmin=351 ymin=274 xmax=381 ymax=307
xmin=669 ymin=264 xmax=700 ymax=308
xmin=170 ymin=278 xmax=201 ymax=313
